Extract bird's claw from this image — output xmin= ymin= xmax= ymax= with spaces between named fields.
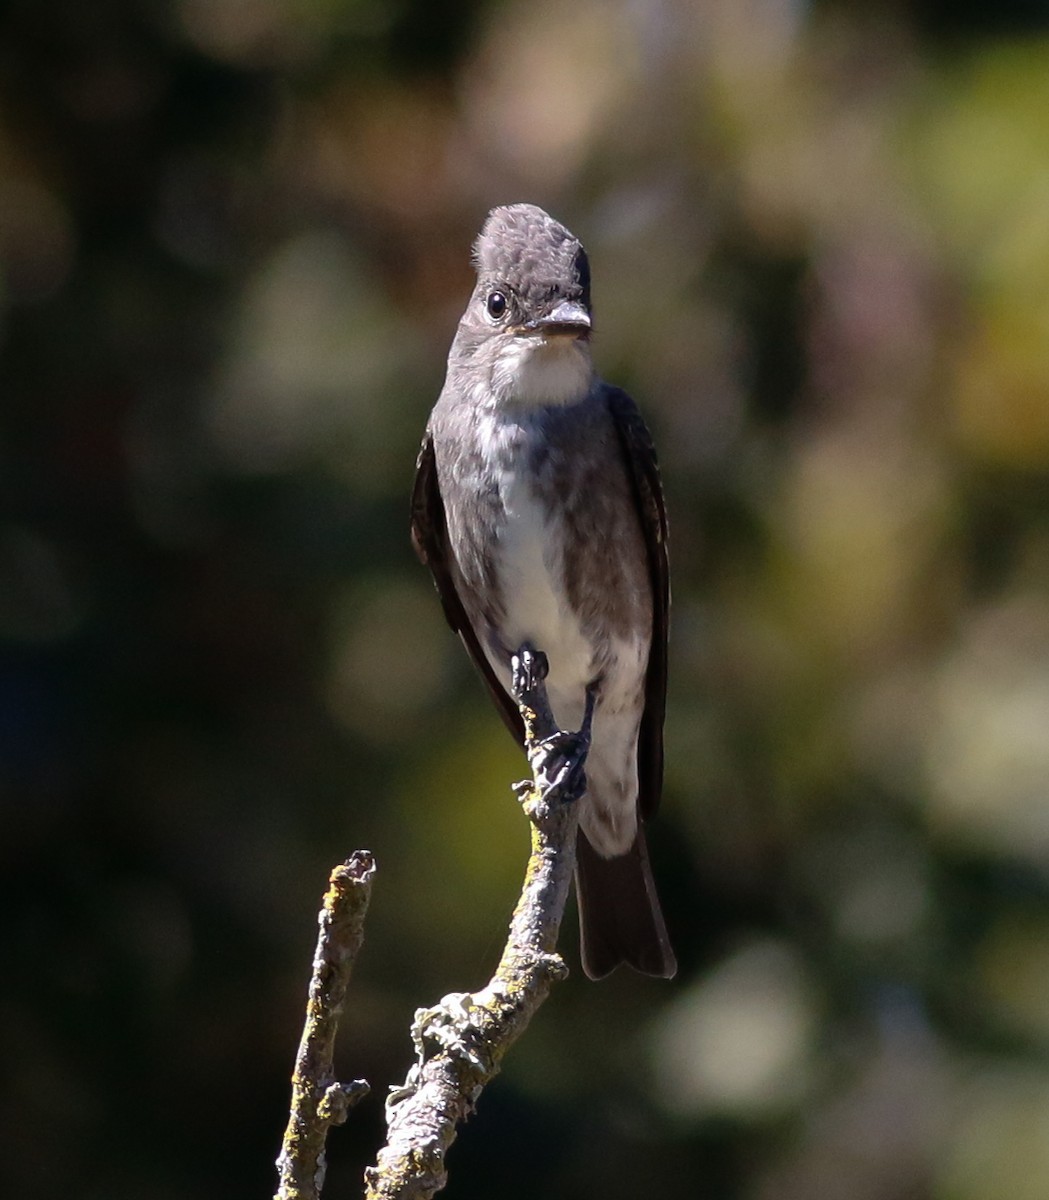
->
xmin=530 ymin=729 xmax=590 ymax=801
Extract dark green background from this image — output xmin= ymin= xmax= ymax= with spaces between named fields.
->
xmin=4 ymin=2 xmax=1049 ymax=1197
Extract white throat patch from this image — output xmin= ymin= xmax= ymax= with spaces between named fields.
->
xmin=490 ymin=335 xmax=592 ymax=407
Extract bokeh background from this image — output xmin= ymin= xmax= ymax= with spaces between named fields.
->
xmin=4 ymin=1 xmax=1049 ymax=1196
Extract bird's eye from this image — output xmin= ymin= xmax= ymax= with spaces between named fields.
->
xmin=486 ymin=291 xmax=508 ymax=319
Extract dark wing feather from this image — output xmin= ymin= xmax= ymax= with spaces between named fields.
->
xmin=410 ymin=433 xmax=525 ymax=743
xmin=605 ymin=388 xmax=669 ymax=820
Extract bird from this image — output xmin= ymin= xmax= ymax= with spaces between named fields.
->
xmin=410 ymin=203 xmax=675 ymax=980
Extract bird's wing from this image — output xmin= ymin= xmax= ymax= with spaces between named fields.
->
xmin=605 ymin=387 xmax=669 ymax=820
xmin=410 ymin=433 xmax=525 ymax=743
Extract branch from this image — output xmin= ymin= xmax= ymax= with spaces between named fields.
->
xmin=363 ymin=645 xmax=589 ymax=1200
xmin=275 ymin=852 xmax=375 ymax=1200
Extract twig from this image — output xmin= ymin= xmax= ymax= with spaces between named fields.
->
xmin=363 ymin=645 xmax=588 ymax=1200
xmin=275 ymin=852 xmax=375 ymax=1200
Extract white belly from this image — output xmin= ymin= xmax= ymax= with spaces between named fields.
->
xmin=491 ymin=466 xmax=593 ymax=723
xmin=491 ymin=480 xmax=650 ymax=853
xmin=469 ymin=408 xmax=650 ymax=852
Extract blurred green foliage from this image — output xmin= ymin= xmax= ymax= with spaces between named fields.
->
xmin=4 ymin=1 xmax=1049 ymax=1197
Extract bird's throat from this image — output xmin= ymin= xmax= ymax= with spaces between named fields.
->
xmin=490 ymin=335 xmax=593 ymax=408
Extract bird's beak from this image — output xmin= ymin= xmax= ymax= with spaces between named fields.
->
xmin=518 ymin=299 xmax=592 ymax=339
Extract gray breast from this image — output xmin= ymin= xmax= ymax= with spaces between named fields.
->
xmin=530 ymin=402 xmax=650 ymax=641
xmin=432 ymin=392 xmax=652 ymax=656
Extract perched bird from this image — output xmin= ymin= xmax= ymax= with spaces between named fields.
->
xmin=411 ymin=203 xmax=675 ymax=980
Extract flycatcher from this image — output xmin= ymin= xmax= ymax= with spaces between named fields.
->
xmin=411 ymin=203 xmax=675 ymax=979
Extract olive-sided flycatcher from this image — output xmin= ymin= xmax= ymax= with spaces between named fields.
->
xmin=411 ymin=203 xmax=675 ymax=980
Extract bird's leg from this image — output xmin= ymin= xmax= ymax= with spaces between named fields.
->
xmin=511 ymin=643 xmax=551 ymax=798
xmin=579 ymin=683 xmax=597 ymax=742
xmin=510 ymin=643 xmax=549 ymax=717
xmin=531 ymin=683 xmax=595 ymax=802
xmin=510 ymin=642 xmax=596 ymax=804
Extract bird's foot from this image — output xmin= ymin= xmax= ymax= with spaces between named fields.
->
xmin=510 ymin=643 xmax=597 ymax=809
xmin=529 ymin=729 xmax=589 ymax=802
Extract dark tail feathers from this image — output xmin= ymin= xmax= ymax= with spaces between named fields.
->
xmin=575 ymin=826 xmax=676 ymax=980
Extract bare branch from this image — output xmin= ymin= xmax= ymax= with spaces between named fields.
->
xmin=363 ymin=645 xmax=588 ymax=1200
xmin=275 ymin=852 xmax=375 ymax=1200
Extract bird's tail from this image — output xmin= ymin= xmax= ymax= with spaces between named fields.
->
xmin=574 ymin=826 xmax=676 ymax=980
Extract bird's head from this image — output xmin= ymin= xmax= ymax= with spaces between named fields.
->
xmin=452 ymin=204 xmax=594 ymax=407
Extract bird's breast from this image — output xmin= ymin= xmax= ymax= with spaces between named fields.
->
xmin=478 ymin=416 xmax=594 ymax=693
xmin=494 ymin=464 xmax=594 ymax=686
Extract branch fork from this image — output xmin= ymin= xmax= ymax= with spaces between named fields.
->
xmin=276 ymin=643 xmax=590 ymax=1200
